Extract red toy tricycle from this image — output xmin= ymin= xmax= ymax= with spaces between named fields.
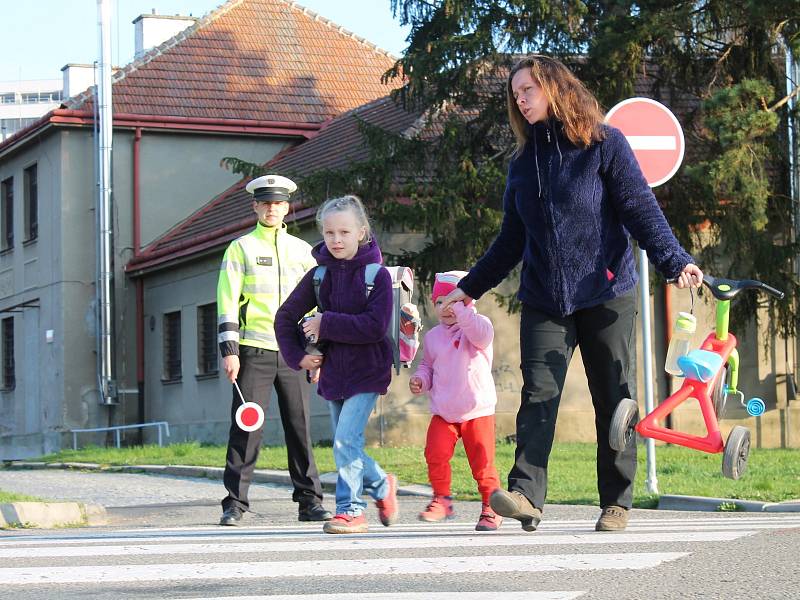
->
xmin=609 ymin=274 xmax=784 ymax=479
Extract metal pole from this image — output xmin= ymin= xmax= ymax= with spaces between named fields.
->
xmin=73 ymin=432 xmax=77 ymax=451
xmin=787 ymin=48 xmax=800 ymax=281
xmin=158 ymin=426 xmax=163 ymax=447
xmin=115 ymin=429 xmax=121 ymax=448
xmin=96 ymin=0 xmax=116 ymax=405
xmin=638 ymin=248 xmax=659 ymax=494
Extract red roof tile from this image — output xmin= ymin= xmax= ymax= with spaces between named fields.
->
xmin=127 ymin=94 xmax=423 ymax=274
xmin=67 ymin=0 xmax=399 ymax=124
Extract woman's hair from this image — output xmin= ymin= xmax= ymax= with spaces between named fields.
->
xmin=316 ymin=194 xmax=372 ymax=245
xmin=507 ymin=55 xmax=606 ymax=156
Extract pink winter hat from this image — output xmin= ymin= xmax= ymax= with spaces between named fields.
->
xmin=432 ymin=270 xmax=469 ymax=302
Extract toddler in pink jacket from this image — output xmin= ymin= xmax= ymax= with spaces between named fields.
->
xmin=409 ymin=271 xmax=502 ymax=531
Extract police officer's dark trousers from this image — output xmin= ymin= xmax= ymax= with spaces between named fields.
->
xmin=222 ymin=346 xmax=323 ymax=512
xmin=509 ymin=291 xmax=637 ymax=510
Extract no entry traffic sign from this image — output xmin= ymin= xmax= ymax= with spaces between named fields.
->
xmin=605 ymin=98 xmax=685 ymax=188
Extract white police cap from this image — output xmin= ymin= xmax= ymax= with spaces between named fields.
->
xmin=245 ymin=174 xmax=297 ymax=202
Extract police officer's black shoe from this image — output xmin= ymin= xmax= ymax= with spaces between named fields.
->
xmin=219 ymin=507 xmax=243 ymax=526
xmin=298 ymin=503 xmax=332 ymax=522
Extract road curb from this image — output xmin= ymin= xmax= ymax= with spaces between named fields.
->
xmin=658 ymin=494 xmax=800 ymax=513
xmin=3 ymin=461 xmax=432 ymax=498
xmin=0 ymin=501 xmax=107 ymax=529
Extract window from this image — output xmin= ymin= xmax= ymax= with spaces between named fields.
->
xmin=1 ymin=118 xmax=39 ymax=141
xmin=1 ymin=317 xmax=14 ymax=390
xmin=196 ymin=303 xmax=218 ymax=375
xmin=1 ymin=177 xmax=12 ymax=251
xmin=163 ymin=311 xmax=182 ymax=381
xmin=1 ymin=93 xmax=15 ymax=104
xmin=24 ymin=164 xmax=37 ymax=242
xmin=19 ymin=91 xmax=61 ymax=104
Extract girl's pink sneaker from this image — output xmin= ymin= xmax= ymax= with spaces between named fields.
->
xmin=475 ymin=505 xmax=502 ymax=531
xmin=323 ymin=513 xmax=368 ymax=534
xmin=418 ymin=495 xmax=455 ymax=522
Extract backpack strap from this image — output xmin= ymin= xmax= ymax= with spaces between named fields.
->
xmin=364 ymin=263 xmax=381 ymax=297
xmin=312 ymin=265 xmax=327 ymax=312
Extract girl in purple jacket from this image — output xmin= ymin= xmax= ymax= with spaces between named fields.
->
xmin=275 ymin=195 xmax=398 ymax=534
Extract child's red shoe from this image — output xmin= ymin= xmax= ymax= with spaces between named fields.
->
xmin=375 ymin=474 xmax=399 ymax=526
xmin=475 ymin=504 xmax=502 ymax=531
xmin=322 ymin=513 xmax=368 ymax=534
xmin=418 ymin=495 xmax=455 ymax=522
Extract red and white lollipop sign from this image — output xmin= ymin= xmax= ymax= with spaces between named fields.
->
xmin=233 ymin=381 xmax=264 ymax=432
xmin=605 ymin=97 xmax=685 ymax=188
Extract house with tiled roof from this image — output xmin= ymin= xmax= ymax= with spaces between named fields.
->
xmin=0 ymin=0 xmax=399 ymax=458
xmin=124 ymin=94 xmax=429 ymax=444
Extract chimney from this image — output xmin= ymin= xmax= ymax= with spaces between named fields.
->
xmin=133 ymin=12 xmax=197 ymax=59
xmin=61 ymin=64 xmax=96 ymax=99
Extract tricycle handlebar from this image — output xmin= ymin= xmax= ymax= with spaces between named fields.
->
xmin=667 ymin=274 xmax=785 ymax=301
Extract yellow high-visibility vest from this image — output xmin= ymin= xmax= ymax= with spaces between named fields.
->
xmin=217 ymin=222 xmax=316 ymax=355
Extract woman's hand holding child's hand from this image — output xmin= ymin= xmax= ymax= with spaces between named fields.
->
xmin=441 ymin=287 xmax=472 ymax=310
xmin=409 ymin=376 xmax=424 ymax=395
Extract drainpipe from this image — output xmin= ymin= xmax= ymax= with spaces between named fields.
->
xmin=134 ymin=127 xmax=145 ymax=438
xmin=96 ymin=0 xmax=117 ymax=405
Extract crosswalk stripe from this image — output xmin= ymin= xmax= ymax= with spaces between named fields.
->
xmin=2 ymin=517 xmax=797 ymax=547
xmin=0 ymin=552 xmax=689 ymax=584
xmin=0 ymin=530 xmax=751 ymax=559
xmin=184 ymin=593 xmax=586 ymax=600
xmin=3 ymin=515 xmax=796 ymax=542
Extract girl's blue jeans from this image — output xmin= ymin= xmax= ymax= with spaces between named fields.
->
xmin=328 ymin=392 xmax=389 ymax=516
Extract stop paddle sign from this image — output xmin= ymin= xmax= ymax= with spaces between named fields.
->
xmin=233 ymin=381 xmax=264 ymax=432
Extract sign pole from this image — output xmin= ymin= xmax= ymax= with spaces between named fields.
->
xmin=637 ymin=248 xmax=659 ymax=494
xmin=606 ymin=97 xmax=687 ymax=497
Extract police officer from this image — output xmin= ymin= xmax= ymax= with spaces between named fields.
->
xmin=217 ymin=174 xmax=331 ymax=526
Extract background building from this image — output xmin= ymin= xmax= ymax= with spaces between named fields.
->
xmin=0 ymin=0 xmax=396 ymax=458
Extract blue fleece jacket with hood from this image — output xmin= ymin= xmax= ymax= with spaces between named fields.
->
xmin=275 ymin=238 xmax=393 ymax=401
xmin=458 ymin=120 xmax=693 ymax=316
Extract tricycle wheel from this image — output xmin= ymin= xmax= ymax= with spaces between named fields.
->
xmin=722 ymin=425 xmax=750 ymax=480
xmin=712 ymin=365 xmax=730 ymax=419
xmin=609 ymin=398 xmax=639 ymax=452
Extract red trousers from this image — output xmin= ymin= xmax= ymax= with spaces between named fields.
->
xmin=424 ymin=414 xmax=500 ymax=504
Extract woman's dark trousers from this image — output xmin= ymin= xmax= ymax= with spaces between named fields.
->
xmin=510 ymin=292 xmax=638 ymax=510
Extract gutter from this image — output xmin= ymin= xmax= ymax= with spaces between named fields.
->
xmin=0 ymin=109 xmax=322 ymax=157
xmin=125 ymin=206 xmax=316 ymax=276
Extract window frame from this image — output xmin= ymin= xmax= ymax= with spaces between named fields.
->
xmin=1 ymin=176 xmax=13 ymax=252
xmin=162 ymin=310 xmax=182 ymax=382
xmin=196 ymin=302 xmax=218 ymax=376
xmin=23 ymin=164 xmax=37 ymax=243
xmin=1 ymin=317 xmax=15 ymax=391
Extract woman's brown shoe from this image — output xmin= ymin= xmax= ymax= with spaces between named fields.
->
xmin=595 ymin=505 xmax=629 ymax=531
xmin=489 ymin=489 xmax=541 ymax=531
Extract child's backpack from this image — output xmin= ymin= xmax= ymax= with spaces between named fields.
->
xmin=312 ymin=264 xmax=422 ymax=375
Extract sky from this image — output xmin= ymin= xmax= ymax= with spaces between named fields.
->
xmin=0 ymin=0 xmax=411 ymax=82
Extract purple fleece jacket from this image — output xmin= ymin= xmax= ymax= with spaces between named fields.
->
xmin=275 ymin=238 xmax=393 ymax=401
xmin=459 ymin=121 xmax=694 ymax=317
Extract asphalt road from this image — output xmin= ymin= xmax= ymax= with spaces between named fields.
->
xmin=0 ymin=469 xmax=798 ymax=599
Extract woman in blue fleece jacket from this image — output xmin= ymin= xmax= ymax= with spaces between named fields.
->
xmin=443 ymin=55 xmax=703 ymax=533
